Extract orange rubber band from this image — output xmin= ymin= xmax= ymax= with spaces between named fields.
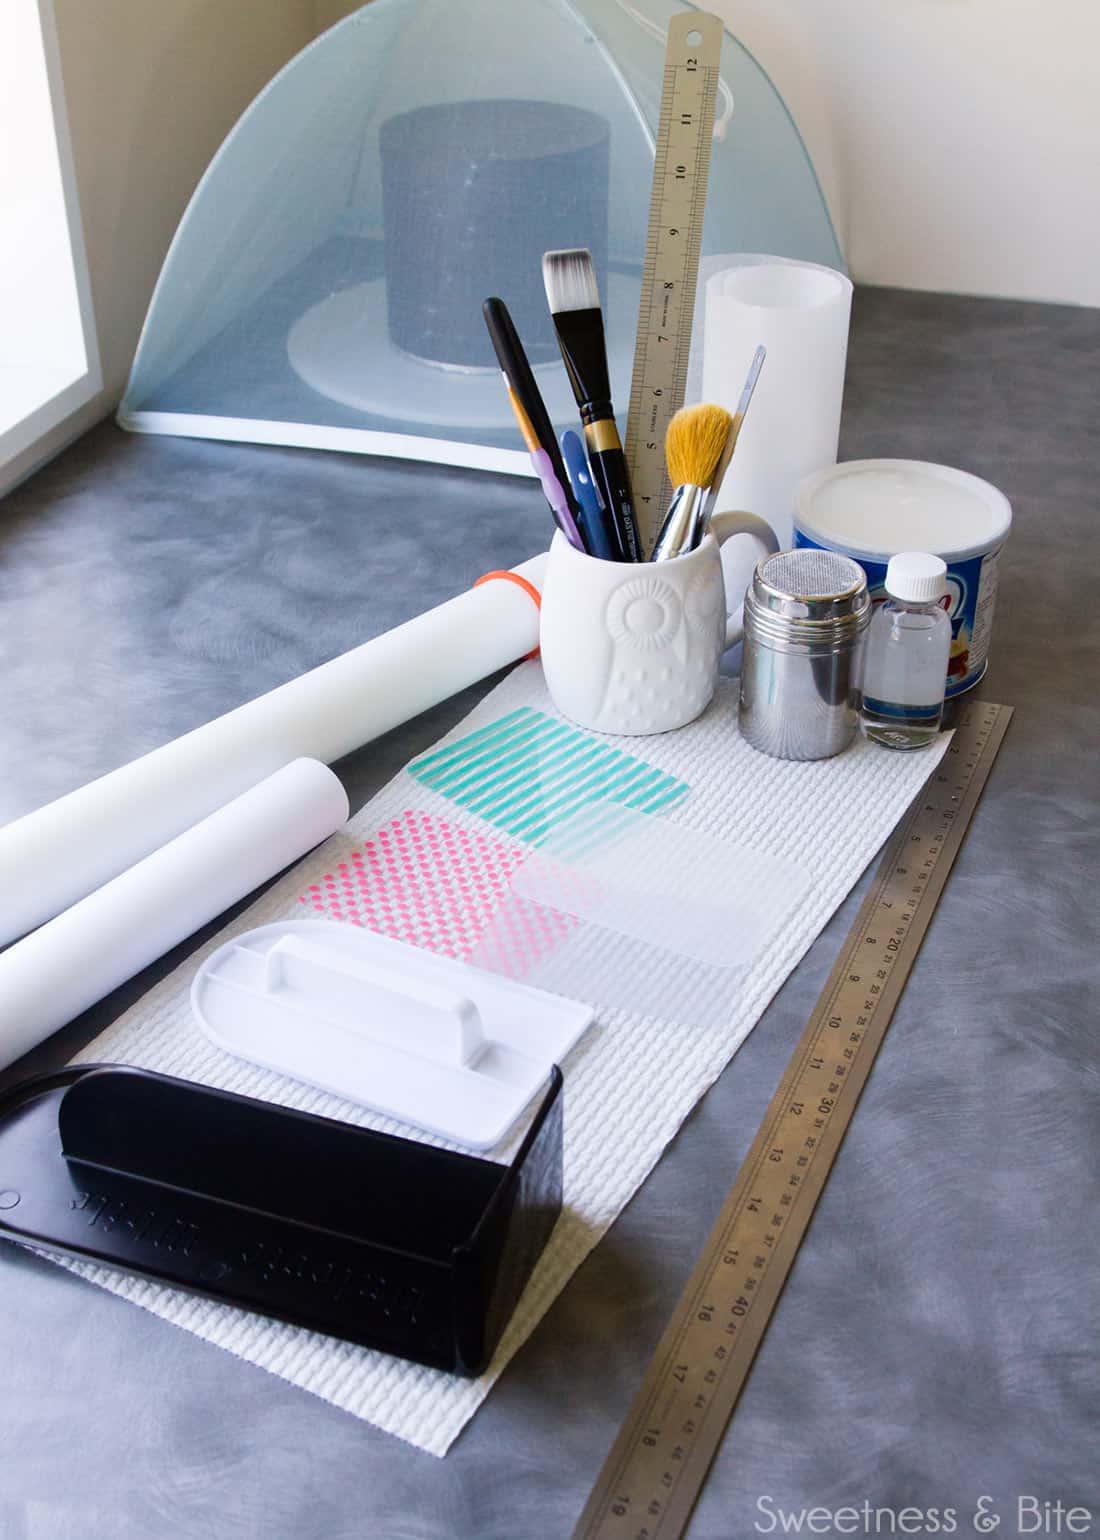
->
xmin=474 ymin=569 xmax=542 ymax=659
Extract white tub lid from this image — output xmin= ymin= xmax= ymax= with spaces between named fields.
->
xmin=796 ymin=460 xmax=1011 ymax=563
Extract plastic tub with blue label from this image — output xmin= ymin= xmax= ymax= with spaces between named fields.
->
xmin=794 ymin=460 xmax=1012 ymax=697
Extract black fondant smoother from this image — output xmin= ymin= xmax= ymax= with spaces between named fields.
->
xmin=0 ymin=1063 xmax=563 ymax=1376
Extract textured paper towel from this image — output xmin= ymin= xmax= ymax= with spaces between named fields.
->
xmin=53 ymin=664 xmax=949 ymax=1456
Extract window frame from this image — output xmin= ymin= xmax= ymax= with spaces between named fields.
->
xmin=0 ymin=0 xmax=101 ymax=472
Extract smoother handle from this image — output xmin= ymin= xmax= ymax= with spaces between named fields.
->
xmin=708 ymin=509 xmax=781 ymax=647
xmin=265 ymin=934 xmax=483 ymax=1066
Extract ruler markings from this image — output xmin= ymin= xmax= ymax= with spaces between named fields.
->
xmin=625 ymin=15 xmax=723 ymax=554
xmin=573 ymin=701 xmax=1013 ymax=1540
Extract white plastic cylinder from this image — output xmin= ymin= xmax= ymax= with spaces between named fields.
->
xmin=702 ymin=256 xmax=853 ymax=547
xmin=0 ymin=758 xmax=349 ymax=1071
xmin=0 ymin=553 xmax=546 ymax=945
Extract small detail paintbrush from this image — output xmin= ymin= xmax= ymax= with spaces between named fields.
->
xmin=542 ymin=248 xmax=640 ymax=562
xmin=650 ymin=404 xmax=734 ymax=562
xmin=697 ymin=344 xmax=766 ymax=541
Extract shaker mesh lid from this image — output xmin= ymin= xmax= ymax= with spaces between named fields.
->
xmin=759 ymin=548 xmax=862 ymax=598
xmin=745 ymin=548 xmax=871 ymax=646
xmin=753 ymin=549 xmax=869 ymax=621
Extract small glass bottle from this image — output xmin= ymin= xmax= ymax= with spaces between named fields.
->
xmin=860 ymin=552 xmax=952 ymax=749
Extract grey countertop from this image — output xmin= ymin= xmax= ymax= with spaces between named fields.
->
xmin=1 ymin=288 xmax=1097 ymax=1540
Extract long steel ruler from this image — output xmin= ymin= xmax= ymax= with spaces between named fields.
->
xmin=573 ymin=699 xmax=1013 ymax=1540
xmin=624 ymin=10 xmax=723 ymax=556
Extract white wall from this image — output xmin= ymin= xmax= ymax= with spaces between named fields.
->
xmin=3 ymin=0 xmax=312 ymax=491
xmin=705 ymin=0 xmax=1100 ymax=308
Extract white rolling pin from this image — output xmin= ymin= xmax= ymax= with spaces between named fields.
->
xmin=0 ymin=758 xmax=349 ymax=1072
xmin=0 ymin=553 xmax=546 ymax=945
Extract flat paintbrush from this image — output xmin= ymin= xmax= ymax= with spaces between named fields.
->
xmin=542 ymin=248 xmax=640 ymax=562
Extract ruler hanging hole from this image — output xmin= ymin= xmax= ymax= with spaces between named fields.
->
xmin=685 ymin=29 xmax=703 ymax=45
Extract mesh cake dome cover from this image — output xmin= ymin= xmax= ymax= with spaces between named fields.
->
xmin=119 ymin=0 xmax=843 ymax=476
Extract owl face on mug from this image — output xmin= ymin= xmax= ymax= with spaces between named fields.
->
xmin=590 ymin=570 xmax=725 ymax=733
xmin=539 ymin=534 xmax=731 ymax=736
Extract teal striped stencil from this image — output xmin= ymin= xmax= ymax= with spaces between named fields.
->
xmin=406 ymin=707 xmax=690 ymax=846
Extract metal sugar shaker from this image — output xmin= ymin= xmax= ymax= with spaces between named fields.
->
xmin=738 ymin=549 xmax=871 ymax=761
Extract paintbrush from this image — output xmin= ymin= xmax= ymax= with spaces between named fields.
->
xmin=560 ymin=429 xmax=603 ymax=525
xmin=482 ymin=297 xmax=586 ymax=552
xmin=696 ymin=344 xmax=766 ymax=543
xmin=650 ymin=404 xmax=734 ymax=562
xmin=542 ymin=248 xmax=640 ymax=562
xmin=560 ymin=428 xmax=620 ymax=561
xmin=651 ymin=347 xmax=767 ymax=561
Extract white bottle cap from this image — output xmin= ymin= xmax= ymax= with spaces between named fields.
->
xmin=885 ymin=551 xmax=948 ymax=603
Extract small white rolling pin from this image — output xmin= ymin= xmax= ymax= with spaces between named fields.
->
xmin=0 ymin=758 xmax=349 ymax=1072
xmin=0 ymin=553 xmax=546 ymax=945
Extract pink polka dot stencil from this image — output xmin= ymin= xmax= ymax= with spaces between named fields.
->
xmin=298 ymin=810 xmax=576 ymax=976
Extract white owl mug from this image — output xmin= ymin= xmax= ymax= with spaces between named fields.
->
xmin=540 ymin=513 xmax=780 ymax=735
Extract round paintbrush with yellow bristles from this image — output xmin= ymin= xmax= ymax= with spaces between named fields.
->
xmin=649 ymin=403 xmax=734 ymax=562
xmin=650 ymin=346 xmax=766 ymax=562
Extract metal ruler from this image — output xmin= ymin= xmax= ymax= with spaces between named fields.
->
xmin=625 ymin=10 xmax=723 ymax=555
xmin=573 ymin=699 xmax=1013 ymax=1540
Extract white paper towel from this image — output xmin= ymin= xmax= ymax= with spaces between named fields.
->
xmin=49 ymin=664 xmax=949 ymax=1456
xmin=702 ymin=255 xmax=853 ymax=547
